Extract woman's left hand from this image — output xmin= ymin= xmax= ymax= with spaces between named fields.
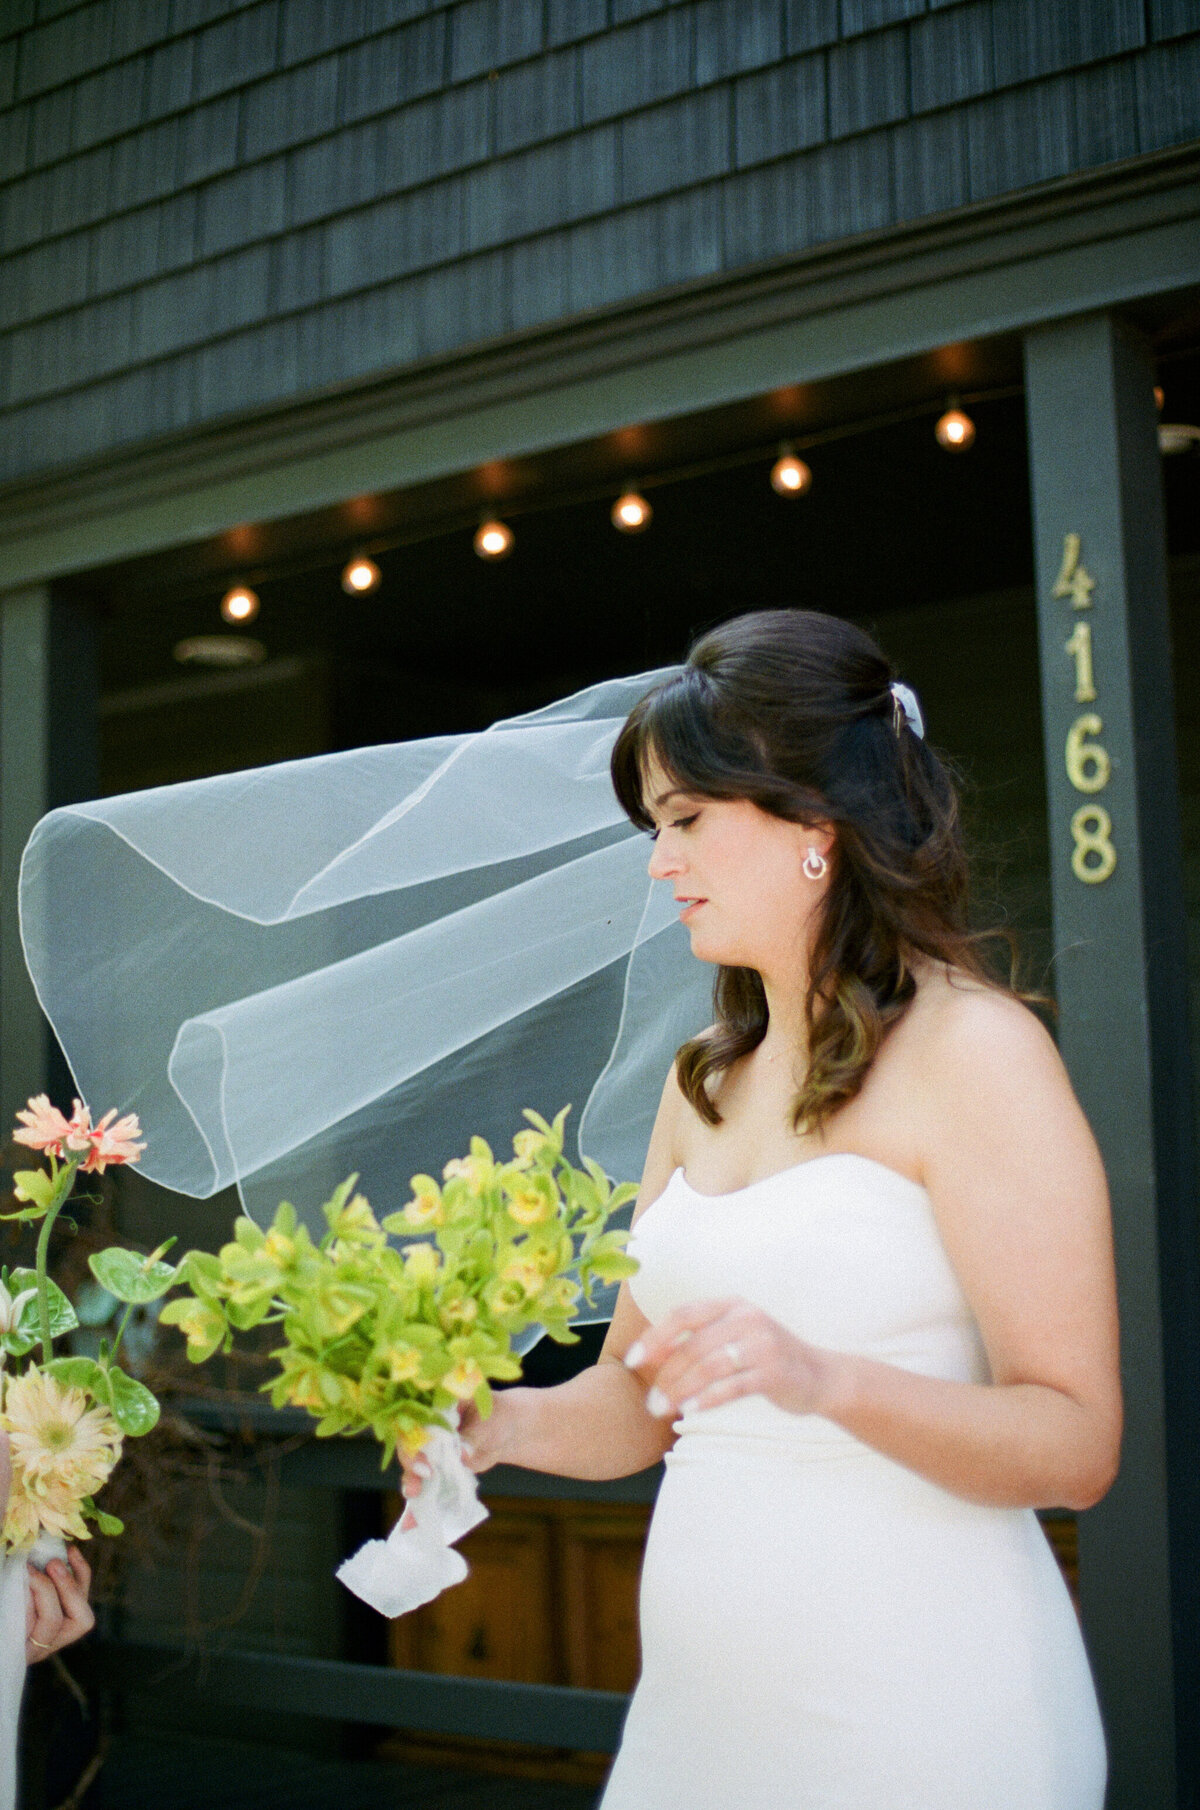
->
xmin=26 ymin=1548 xmax=94 ymax=1664
xmin=624 ymin=1297 xmax=846 ymax=1422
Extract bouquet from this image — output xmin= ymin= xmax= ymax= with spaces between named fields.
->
xmin=160 ymin=1106 xmax=639 ymax=1614
xmin=1 ymin=1097 xmax=163 ymax=1562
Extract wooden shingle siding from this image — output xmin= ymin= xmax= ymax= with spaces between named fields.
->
xmin=0 ymin=0 xmax=1197 ymax=484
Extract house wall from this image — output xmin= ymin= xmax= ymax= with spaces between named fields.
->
xmin=0 ymin=0 xmax=1197 ymax=487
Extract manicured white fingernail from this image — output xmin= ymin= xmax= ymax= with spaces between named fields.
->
xmin=645 ymin=1385 xmax=672 ymax=1417
xmin=460 ymin=1440 xmax=475 ymax=1458
xmin=680 ymin=1397 xmax=699 ymax=1415
xmin=413 ymin=1457 xmax=432 ymax=1477
xmin=624 ymin=1340 xmax=646 ymax=1369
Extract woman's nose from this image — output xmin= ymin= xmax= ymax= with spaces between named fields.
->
xmin=647 ymin=838 xmax=680 ymax=881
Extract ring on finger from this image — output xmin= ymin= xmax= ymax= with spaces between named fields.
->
xmin=28 ymin=1637 xmax=53 ymax=1651
xmin=723 ymin=1340 xmax=743 ymax=1369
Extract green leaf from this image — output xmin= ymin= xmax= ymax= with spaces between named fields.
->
xmin=43 ymin=1356 xmax=110 ymax=1403
xmin=10 ymin=1270 xmax=78 ymax=1339
xmin=105 ymin=1365 xmax=160 ymax=1436
xmin=88 ymin=1246 xmax=179 ymax=1304
xmin=10 ymin=1169 xmax=53 ymax=1211
xmin=82 ymin=1501 xmax=124 ymax=1536
xmin=183 ymin=1249 xmax=224 ymax=1303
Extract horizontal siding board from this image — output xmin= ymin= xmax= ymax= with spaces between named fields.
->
xmin=280 ymin=0 xmax=369 ymax=65
xmin=1135 ymin=34 xmax=1200 ymax=151
xmin=171 ymin=0 xmax=259 ymax=29
xmin=129 ymin=243 xmax=272 ymax=364
xmin=827 ymin=24 xmax=910 ymax=137
xmin=0 ymin=104 xmax=27 ymax=181
xmin=378 ymin=79 xmax=490 ymax=188
xmin=783 ymin=0 xmax=840 ymax=53
xmin=6 ymin=285 xmax=134 ymax=403
xmin=289 ymin=119 xmax=381 ymax=223
xmin=339 ymin=13 xmax=448 ymax=122
xmin=325 ymin=178 xmax=465 ymax=293
xmin=0 ymin=2 xmax=35 ymax=39
xmin=196 ymin=156 xmax=288 ymax=255
xmin=991 ymin=0 xmax=1145 ymax=88
xmin=579 ymin=9 xmax=695 ymax=123
xmin=965 ymin=74 xmax=1077 ymax=201
xmin=89 ymin=201 xmax=169 ymax=296
xmin=733 ymin=51 xmax=828 ymax=166
xmin=547 ymin=0 xmax=608 ymax=48
xmin=1072 ymin=57 xmax=1141 ymax=170
xmin=69 ymin=54 xmax=149 ymax=156
xmin=891 ymin=106 xmax=970 ymax=219
xmin=909 ymin=0 xmax=996 ymax=112
xmin=16 ymin=2 xmax=113 ymax=100
xmin=271 ymin=222 xmax=327 ymax=309
xmin=0 ymin=231 xmax=90 ymax=330
xmin=144 ymin=36 xmax=196 ymax=118
xmin=1149 ymin=0 xmax=1200 ymax=42
xmin=175 ymin=93 xmax=240 ymax=184
xmin=620 ymin=86 xmax=730 ymax=205
xmin=449 ymin=0 xmax=544 ymax=84
xmin=0 ymin=38 xmax=15 ymax=108
xmin=28 ymin=88 xmax=72 ymax=165
xmin=108 ymin=0 xmax=179 ymax=65
xmin=493 ymin=45 xmax=580 ymax=156
xmin=504 ymin=226 xmax=570 ymax=329
xmin=413 ymin=242 xmax=509 ymax=356
xmin=240 ymin=55 xmax=341 ymax=161
xmin=804 ymin=128 xmax=895 ymax=244
xmin=462 ymin=123 xmax=618 ymax=251
xmin=716 ymin=154 xmax=809 ymax=268
xmin=841 ymin=0 xmax=927 ymax=32
xmin=192 ymin=1 xmax=280 ymax=105
xmin=612 ymin=0 xmax=671 ymax=19
xmin=694 ymin=0 xmax=783 ymax=84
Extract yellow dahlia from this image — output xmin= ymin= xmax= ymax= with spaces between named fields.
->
xmin=0 ymin=1368 xmax=122 ymax=1550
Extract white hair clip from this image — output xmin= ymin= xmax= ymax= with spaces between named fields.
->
xmin=889 ymin=681 xmax=925 ymax=740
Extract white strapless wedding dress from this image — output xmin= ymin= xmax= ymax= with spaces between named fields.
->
xmin=600 ymin=1154 xmax=1107 ymax=1810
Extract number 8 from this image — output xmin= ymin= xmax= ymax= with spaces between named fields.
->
xmin=1070 ymin=804 xmax=1116 ymax=884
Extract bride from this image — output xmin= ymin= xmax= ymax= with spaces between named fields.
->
xmin=399 ymin=608 xmax=1121 ymax=1805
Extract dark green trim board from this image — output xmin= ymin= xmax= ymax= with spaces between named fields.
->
xmin=0 ymin=147 xmax=1196 ymax=592
xmin=0 ymin=587 xmax=97 ymax=1136
xmin=1024 ymin=313 xmax=1200 ymax=1810
xmin=98 ymin=1642 xmax=631 ymax=1751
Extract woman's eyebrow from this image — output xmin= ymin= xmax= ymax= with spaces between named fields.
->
xmin=651 ymin=789 xmax=694 ymax=810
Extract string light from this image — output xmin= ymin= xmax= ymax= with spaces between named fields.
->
xmin=474 ymin=518 xmax=515 ymax=560
xmin=770 ymin=445 xmax=813 ymax=496
xmin=611 ymin=488 xmax=653 ymax=532
xmin=341 ymin=555 xmax=381 ymax=594
xmin=934 ymin=404 xmax=975 ymax=452
xmin=220 ymin=584 xmax=260 ymax=624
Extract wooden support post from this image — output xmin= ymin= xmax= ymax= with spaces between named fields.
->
xmin=0 ymin=584 xmax=97 ymax=1138
xmin=1024 ymin=312 xmax=1200 ymax=1810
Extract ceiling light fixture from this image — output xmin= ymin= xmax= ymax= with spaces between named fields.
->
xmin=611 ymin=488 xmax=653 ymax=532
xmin=769 ymin=445 xmax=813 ymax=496
xmin=220 ymin=583 xmax=260 ymax=624
xmin=341 ymin=555 xmax=382 ymax=594
xmin=474 ymin=518 xmax=515 ymax=560
xmin=934 ymin=403 xmax=975 ymax=452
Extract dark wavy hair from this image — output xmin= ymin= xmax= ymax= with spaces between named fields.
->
xmin=611 ymin=609 xmax=1040 ymax=1133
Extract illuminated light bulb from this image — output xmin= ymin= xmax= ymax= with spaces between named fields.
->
xmin=474 ymin=518 xmax=514 ymax=560
xmin=220 ymin=584 xmax=260 ymax=624
xmin=341 ymin=556 xmax=381 ymax=595
xmin=1154 ymin=385 xmax=1165 ymax=411
xmin=934 ymin=406 xmax=975 ymax=452
xmin=770 ymin=447 xmax=813 ymax=496
xmin=612 ymin=489 xmax=653 ymax=532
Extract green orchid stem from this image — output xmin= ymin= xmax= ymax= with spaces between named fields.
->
xmin=35 ymin=1157 xmax=80 ymax=1365
xmin=109 ymin=1301 xmax=135 ymax=1366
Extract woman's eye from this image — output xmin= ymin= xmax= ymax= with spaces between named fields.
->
xmin=649 ymin=813 xmax=699 ymax=841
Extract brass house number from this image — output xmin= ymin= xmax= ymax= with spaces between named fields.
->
xmin=1054 ymin=533 xmax=1116 ymax=884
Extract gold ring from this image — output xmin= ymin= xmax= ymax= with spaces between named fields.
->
xmin=28 ymin=1637 xmax=53 ymax=1651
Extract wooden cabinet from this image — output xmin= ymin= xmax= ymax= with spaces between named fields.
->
xmin=385 ymin=1495 xmax=650 ymax=1693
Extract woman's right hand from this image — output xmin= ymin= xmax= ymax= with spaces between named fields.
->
xmin=399 ymin=1387 xmax=532 ymax=1499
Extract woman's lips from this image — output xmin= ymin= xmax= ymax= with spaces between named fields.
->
xmin=676 ymin=898 xmax=706 ymax=923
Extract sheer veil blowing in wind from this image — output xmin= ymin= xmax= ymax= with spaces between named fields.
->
xmin=17 ymin=669 xmax=712 ymax=1341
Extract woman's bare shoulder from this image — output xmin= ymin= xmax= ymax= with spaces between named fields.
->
xmin=900 ymin=961 xmax=1064 ymax=1110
